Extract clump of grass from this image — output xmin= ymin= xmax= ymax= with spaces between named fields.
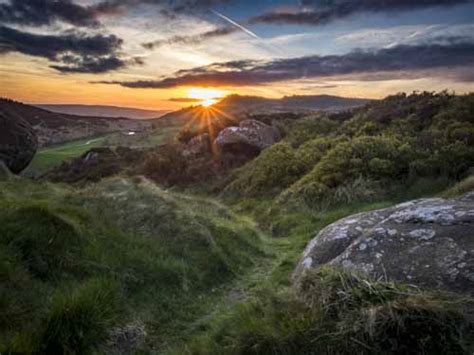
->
xmin=442 ymin=174 xmax=474 ymax=198
xmin=0 ymin=205 xmax=85 ymax=280
xmin=180 ymin=267 xmax=474 ymax=355
xmin=38 ymin=278 xmax=121 ymax=354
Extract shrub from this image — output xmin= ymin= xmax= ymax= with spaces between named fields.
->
xmin=224 ymin=142 xmax=306 ymax=197
xmin=285 ymin=115 xmax=339 ymax=146
xmin=280 ymin=136 xmax=411 ymax=205
xmin=296 ymin=137 xmax=335 ymax=169
xmin=141 ymin=144 xmax=187 ymax=185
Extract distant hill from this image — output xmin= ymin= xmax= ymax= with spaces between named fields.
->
xmin=35 ymin=104 xmax=170 ymax=120
xmin=216 ymin=94 xmax=371 ymax=113
xmin=0 ymin=99 xmax=152 ymax=146
xmin=156 ymin=94 xmax=372 ymax=124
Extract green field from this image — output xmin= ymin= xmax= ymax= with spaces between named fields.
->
xmin=22 ymin=135 xmax=111 ymax=177
xmin=23 ymin=123 xmax=183 ymax=178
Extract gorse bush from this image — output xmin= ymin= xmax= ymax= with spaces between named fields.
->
xmin=182 ymin=267 xmax=474 ymax=355
xmin=224 ymin=142 xmax=307 ymax=197
xmin=224 ymin=92 xmax=474 ymax=208
xmin=280 ymin=136 xmax=411 ymax=205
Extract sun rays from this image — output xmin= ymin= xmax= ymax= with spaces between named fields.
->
xmin=187 ymin=88 xmax=228 ymax=107
xmin=179 ymin=95 xmax=240 ymax=159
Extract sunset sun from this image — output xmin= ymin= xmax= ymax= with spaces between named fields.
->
xmin=188 ymin=88 xmax=227 ymax=107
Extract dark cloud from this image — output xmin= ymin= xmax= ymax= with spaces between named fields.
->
xmin=50 ymin=56 xmax=126 ymax=73
xmin=0 ymin=0 xmax=231 ymax=28
xmin=0 ymin=25 xmax=129 ymax=73
xmin=0 ymin=0 xmax=100 ymax=27
xmin=95 ymin=40 xmax=474 ymax=87
xmin=91 ymin=0 xmax=230 ymax=17
xmin=250 ymin=0 xmax=473 ymax=26
xmin=143 ymin=26 xmax=237 ymax=49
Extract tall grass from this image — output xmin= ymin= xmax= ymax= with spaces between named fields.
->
xmin=179 ymin=267 xmax=474 ymax=355
xmin=0 ymin=177 xmax=264 ymax=353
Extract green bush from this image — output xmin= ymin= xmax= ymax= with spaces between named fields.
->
xmin=141 ymin=144 xmax=188 ymax=186
xmin=281 ymin=136 xmax=411 ymax=205
xmin=224 ymin=142 xmax=306 ymax=197
xmin=287 ymin=115 xmax=339 ymax=146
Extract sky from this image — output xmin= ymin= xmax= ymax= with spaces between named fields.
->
xmin=1 ymin=0 xmax=474 ymax=110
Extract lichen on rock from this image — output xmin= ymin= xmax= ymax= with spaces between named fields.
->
xmin=294 ymin=191 xmax=474 ymax=294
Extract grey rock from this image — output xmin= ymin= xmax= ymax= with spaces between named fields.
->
xmin=215 ymin=119 xmax=280 ymax=154
xmin=0 ymin=112 xmax=38 ymax=173
xmin=294 ymin=192 xmax=474 ymax=294
xmin=182 ymin=133 xmax=211 ymax=157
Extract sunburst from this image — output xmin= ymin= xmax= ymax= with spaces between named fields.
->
xmin=187 ymin=88 xmax=227 ymax=107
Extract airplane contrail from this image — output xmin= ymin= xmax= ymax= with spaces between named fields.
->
xmin=211 ymin=9 xmax=286 ymax=56
xmin=211 ymin=9 xmax=261 ymax=39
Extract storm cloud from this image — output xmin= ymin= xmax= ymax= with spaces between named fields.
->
xmin=250 ymin=0 xmax=473 ymax=26
xmin=96 ymin=40 xmax=474 ymax=88
xmin=0 ymin=25 xmax=128 ymax=73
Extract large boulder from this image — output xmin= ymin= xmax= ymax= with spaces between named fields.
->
xmin=215 ymin=119 xmax=280 ymax=155
xmin=294 ymin=192 xmax=474 ymax=294
xmin=0 ymin=113 xmax=38 ymax=174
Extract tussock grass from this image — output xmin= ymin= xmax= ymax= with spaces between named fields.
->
xmin=442 ymin=175 xmax=474 ymax=198
xmin=39 ymin=278 xmax=121 ymax=354
xmin=0 ymin=177 xmax=264 ymax=353
xmin=179 ymin=267 xmax=474 ymax=355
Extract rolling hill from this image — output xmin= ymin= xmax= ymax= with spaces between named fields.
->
xmin=0 ymin=99 xmax=153 ymax=146
xmin=35 ymin=104 xmax=170 ymax=120
xmin=157 ymin=94 xmax=371 ymax=124
xmin=215 ymin=94 xmax=371 ymax=113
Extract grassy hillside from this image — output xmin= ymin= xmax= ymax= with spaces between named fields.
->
xmin=0 ymin=98 xmax=151 ymax=147
xmin=2 ymin=92 xmax=474 ymax=353
xmin=0 ymin=177 xmax=263 ymax=353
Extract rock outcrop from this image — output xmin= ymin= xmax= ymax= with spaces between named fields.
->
xmin=0 ymin=112 xmax=38 ymax=174
xmin=215 ymin=119 xmax=280 ymax=155
xmin=182 ymin=133 xmax=211 ymax=158
xmin=294 ymin=192 xmax=474 ymax=294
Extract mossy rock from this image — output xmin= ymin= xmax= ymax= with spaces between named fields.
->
xmin=0 ymin=113 xmax=37 ymax=174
